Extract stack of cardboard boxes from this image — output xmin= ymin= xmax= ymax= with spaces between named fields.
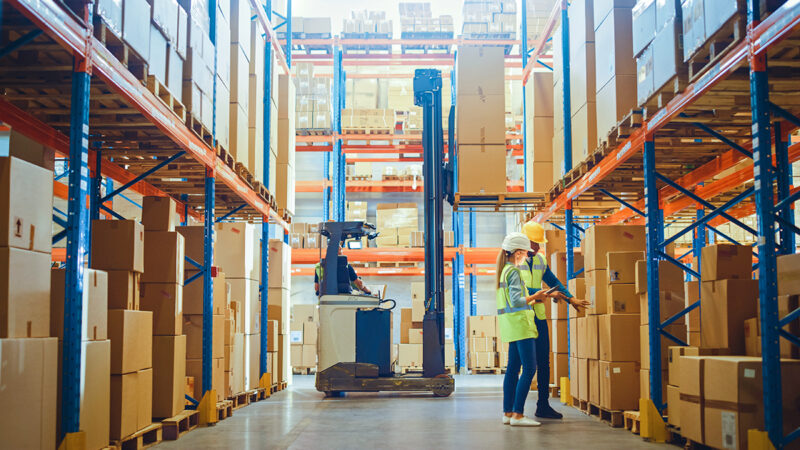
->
xmin=632 ymin=0 xmax=683 ymax=108
xmin=295 ymin=62 xmax=332 ymax=130
xmin=0 ymin=157 xmax=56 ymax=448
xmin=290 ymin=305 xmax=319 ymax=372
xmin=288 ymin=222 xmax=323 ymax=249
xmin=276 ymin=74 xmax=296 ymax=216
xmin=139 ymin=197 xmax=187 ymax=420
xmin=461 ymin=0 xmax=517 ymax=36
xmin=468 ymin=316 xmax=499 ymax=371
xmin=545 ymin=250 xmax=582 ymax=389
xmin=567 ymin=0 xmax=598 ymax=163
xmin=90 ymin=219 xmax=154 ymax=441
xmin=399 ymin=2 xmax=454 ymax=35
xmin=342 ymin=10 xmax=393 ymax=35
xmin=375 ymin=203 xmax=419 ymax=247
xmin=341 ymin=109 xmax=396 ymax=133
xmin=268 ymin=239 xmax=292 ymax=386
xmin=456 ymin=46 xmax=507 ymax=194
xmin=525 ymin=72 xmax=555 ymax=192
xmin=397 ymin=283 xmax=454 ymax=371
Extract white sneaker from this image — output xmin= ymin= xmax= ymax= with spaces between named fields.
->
xmin=510 ymin=416 xmax=542 ymax=427
xmin=503 ymin=415 xmax=511 ymax=425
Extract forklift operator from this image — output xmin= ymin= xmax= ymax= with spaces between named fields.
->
xmin=314 ymin=246 xmax=372 ymax=296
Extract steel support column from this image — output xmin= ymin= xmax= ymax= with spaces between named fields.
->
xmin=260 ymin=0 xmax=273 ymax=379
xmin=643 ymin=137 xmax=664 ymax=410
xmin=749 ymin=0 xmax=782 ymax=443
xmin=521 ymin=0 xmax=529 ymax=190
xmin=202 ymin=169 xmax=215 ymax=394
xmin=775 ymin=122 xmax=796 ymax=254
xmin=561 ymin=0 xmax=572 ymax=177
xmin=332 ymin=47 xmax=344 ymax=221
xmin=61 ymin=50 xmax=92 ymax=439
xmin=693 ymin=184 xmax=705 ymax=281
xmin=468 ymin=208 xmax=477 ymax=316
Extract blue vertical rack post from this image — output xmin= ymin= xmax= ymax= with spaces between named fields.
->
xmin=749 ymin=0 xmax=781 ymax=444
xmin=468 ymin=208 xmax=477 ymax=316
xmin=260 ymin=0 xmax=274 ymax=381
xmin=692 ymin=184 xmax=705 ymax=280
xmin=61 ymin=25 xmax=93 ymax=439
xmin=643 ymin=138 xmax=664 ymax=410
xmin=521 ymin=0 xmax=528 ymax=190
xmin=449 ymin=65 xmax=466 ymax=371
xmin=332 ymin=46 xmax=344 ymax=221
xmin=203 ymin=0 xmax=217 ymax=397
xmin=775 ymin=122 xmax=796 ymax=254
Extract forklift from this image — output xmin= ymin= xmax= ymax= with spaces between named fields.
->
xmin=314 ymin=69 xmax=456 ymax=397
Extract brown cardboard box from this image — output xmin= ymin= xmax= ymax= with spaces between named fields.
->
xmin=293 ymin=304 xmax=318 ymax=323
xmin=267 ymin=238 xmax=291 ymax=288
xmin=550 ymin=251 xmax=585 ymax=286
xmin=185 ymin=314 xmax=224 ymax=360
xmin=639 ymin=291 xmax=686 ymax=325
xmin=599 ymin=314 xmax=639 ymax=361
xmin=635 ymin=259 xmax=685 ymax=294
xmin=640 ymin=367 xmax=668 ymax=402
xmin=398 ymin=343 xmax=423 ymax=367
xmin=140 ymin=283 xmax=182 ymax=335
xmin=667 ymin=384 xmax=681 ymax=427
xmin=290 ymin=344 xmax=302 ymax=367
xmin=142 ymin=196 xmax=177 ymax=231
xmin=107 ymin=270 xmax=140 ymax=310
xmin=585 ymin=269 xmax=608 ymax=314
xmin=570 ymin=356 xmax=579 ymax=393
xmin=595 ymin=74 xmax=637 ymax=139
xmin=469 ymin=337 xmax=492 ymax=353
xmin=679 ymin=356 xmax=705 ymax=443
xmin=703 ymin=357 xmax=766 ymax=450
xmin=551 ymin=319 xmax=568 ymax=353
xmin=0 ymin=337 xmax=57 ymax=450
xmin=600 ymin=361 xmax=640 ymax=410
xmin=143 ymin=231 xmax=185 ymax=284
xmin=456 ymin=93 xmax=505 ymax=145
xmin=217 ymin=223 xmax=261 ymax=280
xmin=778 ymin=252 xmax=800 ymax=295
xmin=137 ymin=368 xmax=153 ymax=429
xmin=183 ymin=271 xmax=227 ymax=315
xmin=152 ymin=335 xmax=186 ymax=419
xmin=108 ymin=310 xmax=153 ymax=374
xmin=1 ymin=247 xmax=51 ymax=338
xmin=91 ymin=220 xmax=145 ymax=273
xmin=230 ymin=333 xmax=245 ymax=394
xmin=568 ymin=278 xmax=587 ymax=318
xmin=456 ymin=46 xmax=504 ymax=95
xmin=587 ymin=315 xmax=600 ymax=360
xmin=409 ymin=328 xmax=424 ymax=344
xmin=744 ymin=318 xmax=759 ymax=356
xmin=51 ymin=268 xmax=107 ymax=341
xmin=576 ymin=317 xmax=588 ymax=358
xmin=301 ymin=344 xmax=316 ymax=367
xmin=578 ymin=358 xmax=589 ymax=401
xmin=606 ymin=251 xmax=645 ymax=284
xmin=458 ymin=144 xmax=507 ymax=193
xmin=175 ymin=225 xmax=205 ymax=264
xmin=267 ymin=320 xmax=279 ymax=352
xmin=700 ymin=279 xmax=758 ymax=353
xmin=542 ymin=229 xmax=568 ymax=256
xmin=583 ymin=225 xmax=646 ymax=271
xmin=235 ymin=279 xmax=264 ymax=334
xmin=412 ymin=299 xmax=425 ymax=322
xmin=569 ymin=317 xmax=579 ymax=357
xmin=553 ymin=352 xmax=569 ymax=383
xmin=589 ymin=359 xmax=600 ymax=404
xmin=700 ymin=243 xmax=752 ymax=281
xmin=58 ymin=340 xmax=110 ymax=450
xmin=684 ymin=280 xmax=700 ymax=331
xmin=467 ymin=315 xmax=496 ymax=338
xmin=688 ymin=330 xmax=701 ymax=346
xmin=185 ymin=357 xmax=225 ymax=401
xmin=110 ymin=372 xmax=139 ymax=439
xmin=303 ymin=322 xmax=317 ymax=345
xmin=668 ymin=346 xmax=699 ymax=387
xmin=606 ymin=283 xmax=638 ymax=314
xmin=640 ymin=323 xmax=686 ymax=370
xmin=0 ymin=157 xmax=53 ymax=253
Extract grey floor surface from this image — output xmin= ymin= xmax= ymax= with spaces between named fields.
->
xmin=156 ymin=374 xmax=669 ymax=449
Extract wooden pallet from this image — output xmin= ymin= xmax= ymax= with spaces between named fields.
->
xmin=641 ymin=71 xmax=689 ymax=120
xmin=112 ymin=423 xmax=162 ymax=450
xmin=376 ymin=261 xmax=417 ymax=268
xmin=341 ymin=127 xmax=392 ymax=135
xmin=235 ymin=162 xmax=254 ymax=188
xmin=297 ymin=128 xmax=333 ymax=136
xmin=145 ymin=75 xmax=186 ymax=122
xmin=588 ymin=403 xmax=625 ymax=428
xmin=230 ymin=391 xmax=251 ymax=410
xmin=253 ymin=181 xmax=269 ymax=201
xmin=687 ymin=14 xmax=746 ymax=83
xmin=94 ymin=22 xmax=148 ymax=82
xmin=216 ymin=400 xmax=233 ymax=421
xmin=400 ymin=366 xmax=424 ymax=374
xmin=599 ymin=109 xmax=644 ymax=150
xmin=549 ymin=384 xmax=560 ymax=399
xmin=186 ymin=114 xmax=214 ymax=148
xmin=624 ymin=410 xmax=640 ymax=434
xmin=571 ymin=396 xmax=589 ymax=412
xmin=161 ymin=410 xmax=199 ymax=441
xmin=471 ymin=367 xmax=504 ymax=374
xmin=293 ymin=367 xmax=317 ymax=375
xmin=346 ymin=175 xmax=372 ymax=181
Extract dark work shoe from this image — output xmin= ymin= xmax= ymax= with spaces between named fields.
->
xmin=535 ymin=404 xmax=563 ymax=419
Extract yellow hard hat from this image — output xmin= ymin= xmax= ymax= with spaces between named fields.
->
xmin=522 ymin=221 xmax=548 ymax=244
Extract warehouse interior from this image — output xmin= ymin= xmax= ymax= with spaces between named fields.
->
xmin=1 ymin=0 xmax=800 ymax=448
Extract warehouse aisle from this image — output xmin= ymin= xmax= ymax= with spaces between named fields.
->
xmin=157 ymin=375 xmax=665 ymax=449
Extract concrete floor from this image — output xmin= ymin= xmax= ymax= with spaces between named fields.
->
xmin=157 ymin=375 xmax=669 ymax=449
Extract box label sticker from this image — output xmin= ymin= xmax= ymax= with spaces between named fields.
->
xmin=290 ymin=330 xmax=303 ymax=343
xmin=613 ymin=367 xmax=621 ymax=374
xmin=445 ymin=328 xmax=453 ymax=341
xmin=744 ymin=368 xmax=756 ymax=379
xmin=721 ymin=411 xmax=736 ymax=449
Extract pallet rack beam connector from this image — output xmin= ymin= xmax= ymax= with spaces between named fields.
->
xmin=202 ymin=169 xmax=216 ymax=395
xmin=61 ymin=38 xmax=92 ymax=439
xmin=260 ymin=0 xmax=273 ymax=384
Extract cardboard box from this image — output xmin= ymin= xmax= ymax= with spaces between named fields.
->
xmin=778 ymin=253 xmax=800 ymax=295
xmin=398 ymin=343 xmax=423 ymax=367
xmin=596 ymin=76 xmax=637 ymax=144
xmin=679 ymin=356 xmax=705 ymax=443
xmin=186 ymin=357 xmax=225 ymax=401
xmin=0 ymin=337 xmax=57 ymax=449
xmin=606 ymin=251 xmax=645 ymax=284
xmin=568 ymin=278 xmax=587 ymax=318
xmin=668 ymin=345 xmax=699 ymax=387
xmin=703 ymin=357 xmax=764 ymax=450
xmin=142 ymin=196 xmax=177 ymax=231
xmin=456 ymin=94 xmax=506 ymax=145
xmin=50 ymin=268 xmax=107 ymax=341
xmin=700 ymin=279 xmax=758 ymax=353
xmin=599 ymin=314 xmax=639 ymax=362
xmin=0 ymin=157 xmax=53 ymax=253
xmin=455 ymin=46 xmax=505 ymax=96
xmin=640 ymin=323 xmax=686 ymax=370
xmin=175 ymin=225 xmax=206 ymax=265
xmin=106 ymin=270 xmax=140 ymax=310
xmin=142 ymin=231 xmax=185 ymax=284
xmin=110 ymin=371 xmax=138 ymax=439
xmin=589 ymin=359 xmax=600 ymax=404
xmin=701 ymin=244 xmax=752 ymax=281
xmin=585 ymin=269 xmax=608 ymax=315
xmin=152 ymin=335 xmax=186 ymax=418
xmin=469 ymin=337 xmax=492 ymax=353
xmin=587 ymin=315 xmax=600 ymax=359
xmin=268 ymin=238 xmax=291 ymax=288
xmin=108 ymin=310 xmax=153 ymax=374
xmin=600 ymin=360 xmax=639 ymax=410
xmin=267 ymin=320 xmax=279 ymax=352
xmin=684 ymin=280 xmax=701 ymax=330
xmin=467 ymin=315 xmax=496 ymax=338
xmin=216 ymin=223 xmax=260 ymax=280
xmin=91 ymin=220 xmax=145 ymax=272
xmin=301 ymin=344 xmax=316 ymax=367
xmin=458 ymin=144 xmax=507 ymax=194
xmin=606 ymin=283 xmax=638 ymax=314
xmin=569 ymin=317 xmax=579 ymax=357
xmin=303 ymin=321 xmax=317 ymax=345
xmin=578 ymin=358 xmax=589 ymax=401
xmin=667 ymin=384 xmax=681 ymax=427
xmin=551 ymin=319 xmax=568 ymax=353
xmin=639 ymin=291 xmax=686 ymax=325
xmin=583 ymin=225 xmax=645 ymax=271
xmin=185 ymin=314 xmax=224 ymax=360
xmin=640 ymin=367 xmax=668 ymax=402
xmin=183 ymin=271 xmax=227 ymax=316
xmin=1 ymin=248 xmax=50 ymax=339
xmin=140 ymin=283 xmax=182 ymax=335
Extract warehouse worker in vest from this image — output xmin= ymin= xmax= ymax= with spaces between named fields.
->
xmin=497 ymin=232 xmax=559 ymax=427
xmin=521 ymin=221 xmax=590 ymax=419
xmin=314 ymin=245 xmax=372 ymax=296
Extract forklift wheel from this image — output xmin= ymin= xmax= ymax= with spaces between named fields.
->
xmin=431 ymin=385 xmax=454 ymax=397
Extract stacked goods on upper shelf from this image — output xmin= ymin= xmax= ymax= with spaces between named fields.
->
xmin=467 ymin=316 xmax=499 ymax=372
xmin=632 ymin=0 xmax=684 ymax=109
xmin=525 ymin=0 xmax=557 ymax=42
xmin=384 ymin=76 xmax=451 ymax=133
xmin=456 ymin=46 xmax=507 ymax=194
xmin=294 ymin=17 xmax=334 ymax=37
xmin=295 ymin=62 xmax=331 ymax=131
xmin=277 ymin=74 xmax=297 ymax=215
xmin=399 ymin=2 xmax=454 ymax=53
xmin=346 ymin=161 xmax=374 ymax=180
xmin=268 ymin=239 xmax=292 ymax=386
xmin=462 ymin=0 xmax=517 ymax=38
xmin=398 ymin=284 xmax=454 ymax=371
xmin=567 ymin=0 xmax=598 ymax=163
xmin=0 ymin=157 xmax=59 ymax=449
xmin=525 ymin=71 xmax=554 ymax=192
xmin=342 ymin=109 xmax=396 ymax=134
xmin=139 ymin=197 xmax=188 ymax=421
xmin=89 ymin=218 xmax=155 ymax=442
xmin=342 ymin=10 xmax=393 ymax=36
xmin=594 ymin=0 xmax=637 ymax=144
xmin=346 ymin=201 xmax=368 ymax=222
xmin=290 ymin=305 xmax=319 ymax=373
xmin=374 ymin=203 xmax=419 ymax=248
xmin=288 ymin=222 xmax=325 ymax=249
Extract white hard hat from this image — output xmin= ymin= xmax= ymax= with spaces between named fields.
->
xmin=502 ymin=232 xmax=531 ymax=253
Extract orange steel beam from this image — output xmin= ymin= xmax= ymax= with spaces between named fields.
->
xmin=285 ymin=38 xmax=521 ymax=46
xmin=291 ymin=247 xmax=501 ymax=264
xmin=295 ymin=180 xmax=524 ymax=193
xmin=298 ymin=143 xmax=523 ymax=153
xmin=52 ymin=247 xmax=66 ymax=262
xmin=296 ymin=133 xmax=521 ymax=143
xmin=290 ymin=266 xmax=496 ymax=276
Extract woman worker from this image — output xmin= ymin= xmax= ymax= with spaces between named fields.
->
xmin=497 ymin=232 xmax=558 ymax=427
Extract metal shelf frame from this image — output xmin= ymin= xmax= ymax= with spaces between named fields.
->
xmin=521 ymin=0 xmax=800 ymax=446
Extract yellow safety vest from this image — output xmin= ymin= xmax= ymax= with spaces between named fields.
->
xmin=496 ymin=263 xmax=538 ymax=343
xmin=519 ymin=253 xmax=547 ymax=320
xmin=315 ymin=262 xmax=359 ymax=293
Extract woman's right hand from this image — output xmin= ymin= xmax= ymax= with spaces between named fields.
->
xmin=526 ymin=290 xmax=550 ymax=304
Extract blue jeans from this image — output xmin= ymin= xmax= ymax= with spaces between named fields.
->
xmin=534 ymin=317 xmax=550 ymax=407
xmin=503 ymin=338 xmax=537 ymax=414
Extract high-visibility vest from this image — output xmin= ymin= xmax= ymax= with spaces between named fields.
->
xmin=519 ymin=253 xmax=547 ymax=320
xmin=496 ymin=263 xmax=538 ymax=343
xmin=314 ymin=262 xmax=359 ymax=294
